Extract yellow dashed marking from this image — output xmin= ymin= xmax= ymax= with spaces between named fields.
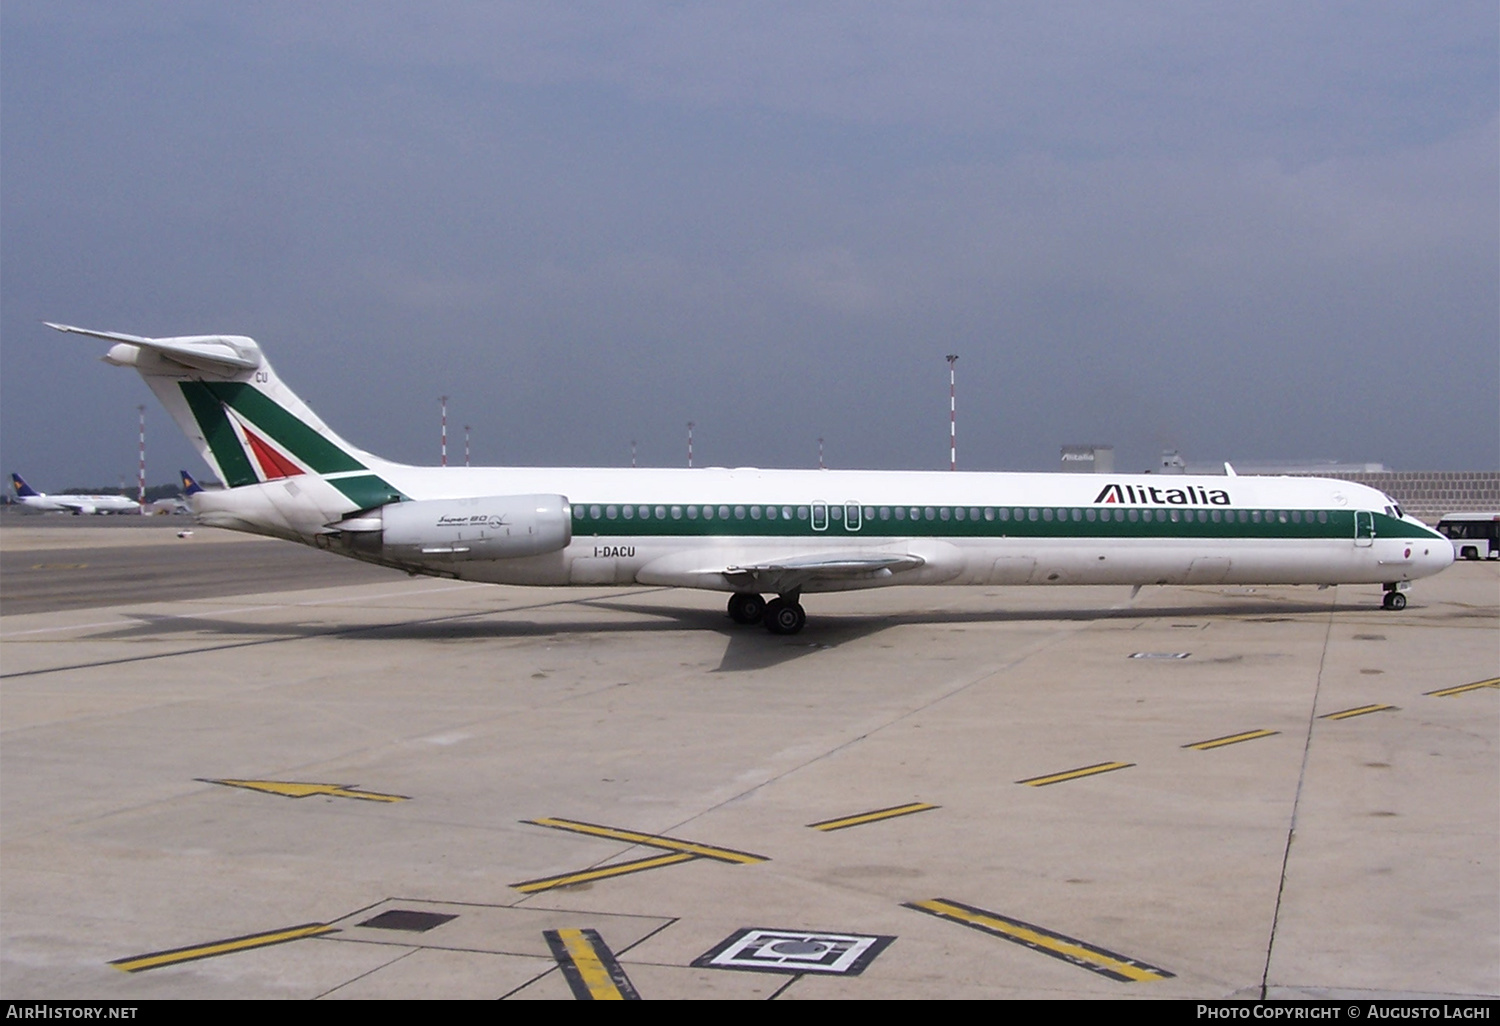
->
xmin=808 ymin=802 xmax=939 ymax=831
xmin=1426 ymin=677 xmax=1500 ymax=698
xmin=1184 ymin=729 xmax=1279 ymax=750
xmin=1017 ymin=761 xmax=1134 ymax=787
xmin=1320 ymin=704 xmax=1397 ymax=720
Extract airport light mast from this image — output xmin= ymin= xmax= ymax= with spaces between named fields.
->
xmin=137 ymin=405 xmax=146 ymax=512
xmin=946 ymin=354 xmax=958 ymax=471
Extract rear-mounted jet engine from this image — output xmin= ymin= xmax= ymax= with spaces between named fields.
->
xmin=330 ymin=494 xmax=571 ymax=562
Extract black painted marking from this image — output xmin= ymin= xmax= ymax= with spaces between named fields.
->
xmin=358 ymin=909 xmax=457 ymax=933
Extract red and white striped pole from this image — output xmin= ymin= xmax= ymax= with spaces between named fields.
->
xmin=137 ymin=405 xmax=147 ymax=512
xmin=686 ymin=422 xmax=695 ymax=468
xmin=818 ymin=437 xmax=825 ymax=470
xmin=631 ymin=439 xmax=637 ymax=469
xmin=440 ymin=396 xmax=449 ymax=467
xmin=464 ymin=425 xmax=471 ymax=468
xmin=946 ymin=354 xmax=958 ymax=471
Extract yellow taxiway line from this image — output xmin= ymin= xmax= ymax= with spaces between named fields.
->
xmin=204 ymin=778 xmax=409 ymax=802
xmin=512 ymin=852 xmax=697 ymax=893
xmin=111 ymin=922 xmax=334 ymax=973
xmin=525 ymin=817 xmax=767 ymax=864
xmin=906 ymin=899 xmax=1172 ymax=982
xmin=545 ymin=928 xmax=640 ymax=1000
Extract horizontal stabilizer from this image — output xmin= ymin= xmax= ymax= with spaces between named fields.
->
xmin=45 ymin=322 xmax=262 ymax=375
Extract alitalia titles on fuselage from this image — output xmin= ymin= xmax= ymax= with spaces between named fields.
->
xmin=1094 ymin=483 xmax=1231 ymax=506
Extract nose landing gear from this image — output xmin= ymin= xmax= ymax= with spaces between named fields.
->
xmin=1381 ymin=583 xmax=1408 ymax=610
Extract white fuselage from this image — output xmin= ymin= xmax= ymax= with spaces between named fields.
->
xmin=191 ymin=463 xmax=1453 ymax=593
xmin=14 ymin=492 xmax=138 ymax=515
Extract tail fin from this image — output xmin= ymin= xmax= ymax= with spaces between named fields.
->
xmin=179 ymin=470 xmax=204 ymax=496
xmin=11 ymin=473 xmax=39 ymax=497
xmin=48 ymin=323 xmax=402 ymax=512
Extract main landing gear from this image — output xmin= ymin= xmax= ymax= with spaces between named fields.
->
xmin=727 ymin=592 xmax=766 ymax=624
xmin=727 ymin=591 xmax=806 ymax=635
xmin=1381 ymin=583 xmax=1408 ymax=611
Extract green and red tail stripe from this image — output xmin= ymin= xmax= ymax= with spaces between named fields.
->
xmin=179 ymin=380 xmax=403 ymax=509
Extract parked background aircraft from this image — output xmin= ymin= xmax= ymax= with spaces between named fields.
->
xmin=9 ymin=473 xmax=138 ymax=515
xmin=45 ymin=323 xmax=1453 ymax=632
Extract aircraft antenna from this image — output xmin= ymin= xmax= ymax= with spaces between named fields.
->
xmin=137 ymin=405 xmax=147 ymax=512
xmin=946 ymin=354 xmax=959 ymax=471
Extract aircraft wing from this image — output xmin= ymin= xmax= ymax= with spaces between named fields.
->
xmin=721 ymin=552 xmax=924 ymax=594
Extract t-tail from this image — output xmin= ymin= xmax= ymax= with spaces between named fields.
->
xmin=46 ymin=323 xmax=405 ymax=540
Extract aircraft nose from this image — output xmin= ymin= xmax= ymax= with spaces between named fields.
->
xmin=1417 ymin=531 xmax=1454 ymax=575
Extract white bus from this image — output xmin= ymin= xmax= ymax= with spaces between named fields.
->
xmin=1436 ymin=512 xmax=1500 ymax=560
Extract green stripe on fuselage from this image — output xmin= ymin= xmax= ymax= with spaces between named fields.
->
xmin=570 ymin=505 xmax=1434 ymax=542
xmin=329 ymin=474 xmax=405 ymax=510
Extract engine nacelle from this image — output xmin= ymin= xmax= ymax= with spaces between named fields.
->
xmin=355 ymin=494 xmax=571 ymax=562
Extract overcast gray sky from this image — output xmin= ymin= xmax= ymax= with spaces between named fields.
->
xmin=3 ymin=1 xmax=1496 ymax=488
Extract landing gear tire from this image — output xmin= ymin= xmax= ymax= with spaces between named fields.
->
xmin=1382 ymin=591 xmax=1407 ymax=611
xmin=763 ymin=598 xmax=807 ymax=635
xmin=728 ymin=592 xmax=766 ymax=625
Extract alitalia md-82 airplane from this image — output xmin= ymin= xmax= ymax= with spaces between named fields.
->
xmin=45 ymin=323 xmax=1452 ymax=633
xmin=10 ymin=473 xmax=139 ymax=514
